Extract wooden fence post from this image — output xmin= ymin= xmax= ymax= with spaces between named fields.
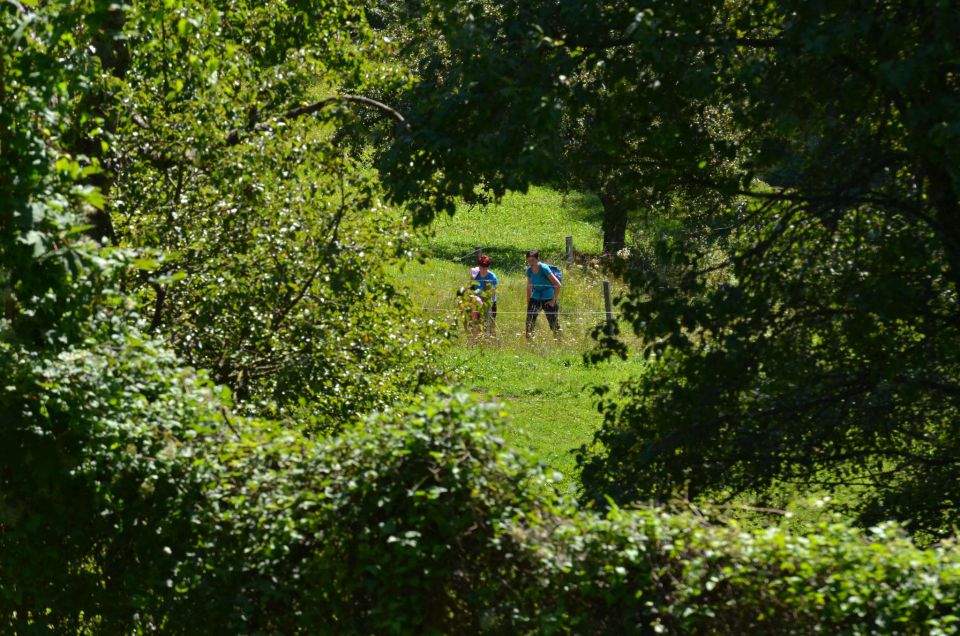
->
xmin=602 ymin=280 xmax=614 ymax=335
xmin=566 ymin=235 xmax=574 ymax=262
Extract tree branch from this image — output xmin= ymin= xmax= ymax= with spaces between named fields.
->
xmin=148 ymin=281 xmax=166 ymax=335
xmin=283 ymin=94 xmax=405 ymax=123
xmin=226 ymin=94 xmax=406 ymax=145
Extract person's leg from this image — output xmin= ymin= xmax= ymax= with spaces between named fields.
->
xmin=545 ymin=299 xmax=560 ymax=336
xmin=526 ymin=298 xmax=541 ymax=338
xmin=458 ymin=302 xmax=470 ymax=336
xmin=485 ymin=300 xmax=498 ymax=337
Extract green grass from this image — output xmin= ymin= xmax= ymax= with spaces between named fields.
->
xmin=423 ymin=185 xmax=605 ymax=270
xmin=441 ymin=348 xmax=634 ymax=487
xmin=394 ymin=185 xmax=642 ymax=484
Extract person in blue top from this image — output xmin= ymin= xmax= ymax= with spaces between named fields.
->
xmin=525 ymin=249 xmax=561 ymax=339
xmin=470 ymin=254 xmax=500 ymax=336
xmin=471 ymin=255 xmax=498 ymax=322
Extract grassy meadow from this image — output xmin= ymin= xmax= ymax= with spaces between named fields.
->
xmin=396 ymin=186 xmax=639 ymax=484
xmin=399 ymin=187 xmax=858 ymax=524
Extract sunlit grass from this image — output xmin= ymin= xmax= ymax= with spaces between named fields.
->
xmin=392 ymin=185 xmax=643 ymax=483
xmin=441 ymin=348 xmax=634 ymax=489
xmin=422 ymin=185 xmax=605 ymax=269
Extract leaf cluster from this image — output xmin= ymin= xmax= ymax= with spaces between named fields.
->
xmin=101 ymin=0 xmax=448 ymax=424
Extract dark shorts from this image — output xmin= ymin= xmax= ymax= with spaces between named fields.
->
xmin=526 ymin=298 xmax=559 ymax=334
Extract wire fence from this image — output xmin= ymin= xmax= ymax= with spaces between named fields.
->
xmin=315 ymin=239 xmax=637 ymax=349
xmin=313 ymin=293 xmax=623 ymax=318
xmin=417 ymin=305 xmax=622 ymax=317
xmin=451 ymin=249 xmax=482 ymax=263
xmin=418 ymin=248 xmax=629 ymax=347
xmin=426 ymin=304 xmax=634 ymax=353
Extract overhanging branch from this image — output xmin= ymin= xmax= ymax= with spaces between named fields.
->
xmin=283 ymin=94 xmax=405 ymax=123
xmin=226 ymin=94 xmax=406 ymax=145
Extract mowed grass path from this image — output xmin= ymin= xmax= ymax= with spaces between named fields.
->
xmin=397 ymin=186 xmax=639 ymax=484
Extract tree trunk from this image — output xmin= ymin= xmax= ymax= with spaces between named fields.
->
xmin=75 ymin=6 xmax=129 ymax=245
xmin=600 ymin=190 xmax=628 ymax=256
xmin=925 ymin=163 xmax=960 ymax=300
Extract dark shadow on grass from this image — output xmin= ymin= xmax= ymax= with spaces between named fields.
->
xmin=426 ymin=244 xmax=573 ymax=274
xmin=558 ymin=190 xmax=603 ymax=225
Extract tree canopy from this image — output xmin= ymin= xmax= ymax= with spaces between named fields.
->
xmin=377 ymin=0 xmax=960 ymax=537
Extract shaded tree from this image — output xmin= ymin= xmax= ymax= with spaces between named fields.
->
xmin=98 ymin=0 xmax=447 ymax=423
xmin=379 ymin=0 xmax=960 ymax=536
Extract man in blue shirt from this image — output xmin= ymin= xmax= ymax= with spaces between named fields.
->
xmin=525 ymin=249 xmax=561 ymax=339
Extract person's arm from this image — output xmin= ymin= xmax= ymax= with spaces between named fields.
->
xmin=526 ymin=278 xmax=532 ymax=303
xmin=547 ymin=273 xmax=561 ymax=304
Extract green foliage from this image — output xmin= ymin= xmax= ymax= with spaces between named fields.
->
xmin=180 ymin=390 xmax=960 ymax=635
xmin=577 ymin=0 xmax=960 ymax=539
xmin=380 ymin=0 xmax=960 ymax=537
xmin=4 ymin=1 xmax=960 ymax=633
xmin=584 ymin=202 xmax=960 ymax=536
xmin=1 ymin=9 xmax=221 ymax=630
xmin=0 ymin=319 xmax=230 ymax=633
xmin=105 ymin=0 xmax=448 ymax=423
xmin=376 ymin=0 xmax=575 ymax=222
xmin=184 ymin=391 xmax=552 ymax=634
xmin=5 ymin=359 xmax=960 ymax=633
xmin=0 ymin=0 xmax=110 ymax=348
xmin=377 ymin=0 xmax=738 ymax=226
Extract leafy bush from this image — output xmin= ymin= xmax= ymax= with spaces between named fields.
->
xmin=5 ymin=371 xmax=960 ymax=633
xmin=146 ymin=390 xmax=960 ymax=635
xmin=0 ymin=319 xmax=229 ymax=633
xmin=225 ymin=390 xmax=960 ymax=635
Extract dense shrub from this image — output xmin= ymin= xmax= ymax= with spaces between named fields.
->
xmin=127 ymin=391 xmax=960 ymax=634
xmin=162 ymin=391 xmax=960 ymax=634
xmin=8 ymin=364 xmax=958 ymax=635
xmin=0 ymin=330 xmax=227 ymax=633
